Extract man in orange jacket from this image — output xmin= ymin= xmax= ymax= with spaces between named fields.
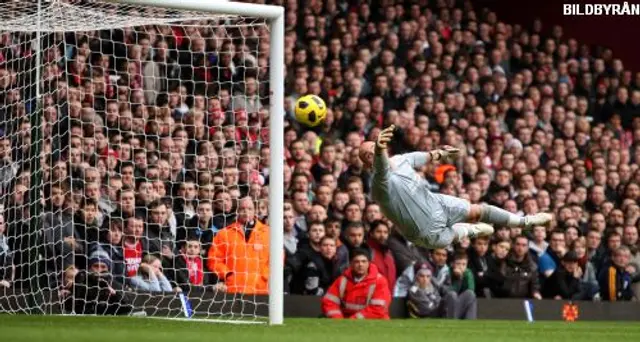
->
xmin=321 ymin=248 xmax=391 ymax=319
xmin=208 ymin=197 xmax=270 ymax=294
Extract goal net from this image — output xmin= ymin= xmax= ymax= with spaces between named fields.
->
xmin=0 ymin=0 xmax=285 ymax=323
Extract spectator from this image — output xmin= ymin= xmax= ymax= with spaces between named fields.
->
xmin=0 ymin=213 xmax=13 ymax=289
xmin=146 ymin=200 xmax=174 ymax=259
xmin=90 ymin=217 xmax=126 ymax=288
xmin=447 ymin=252 xmax=476 ymax=298
xmin=62 ymin=251 xmax=131 ymax=315
xmin=363 ymin=203 xmax=383 ymax=225
xmin=407 ymin=262 xmax=477 ymax=320
xmin=367 ymin=220 xmax=396 ymax=292
xmin=42 ymin=182 xmax=78 ymax=276
xmin=143 ymin=38 xmax=179 ymax=106
xmin=0 ymin=135 xmax=18 ymax=194
xmin=130 ymin=254 xmax=174 ymax=293
xmin=208 ymin=197 xmax=270 ymax=294
xmin=538 ymin=230 xmax=567 ymax=279
xmin=338 ymin=147 xmax=371 ymax=194
xmin=292 ymin=189 xmax=312 ymax=235
xmin=307 ymin=205 xmax=328 ymax=227
xmin=571 ymin=237 xmax=600 ymax=300
xmin=598 ymin=246 xmax=635 ymax=301
xmin=122 ymin=216 xmax=145 ymax=278
xmin=341 ymin=201 xmax=363 ymax=229
xmin=336 ymin=221 xmax=370 ymax=273
xmin=116 ymin=187 xmax=139 ymax=219
xmin=310 ymin=140 xmax=338 ymax=182
xmin=390 ymin=226 xmax=431 ymax=297
xmin=622 ymin=225 xmax=640 ymax=271
xmin=467 ymin=236 xmax=491 ymax=297
xmin=211 ymin=190 xmax=236 ymax=230
xmin=283 ymin=209 xmax=298 ymax=256
xmin=586 ymin=229 xmax=603 ymax=260
xmin=328 ymin=190 xmax=349 ymax=221
xmin=324 ymin=217 xmax=343 ymax=248
xmin=488 ymin=236 xmax=541 ymax=299
xmin=407 ymin=264 xmax=446 ymax=319
xmin=179 ymin=199 xmax=217 ymax=257
xmin=430 ymin=248 xmax=450 ymax=287
xmin=542 ymin=251 xmax=583 ymax=300
xmin=322 ymin=248 xmax=390 ymax=319
xmin=74 ymin=198 xmax=99 ymax=255
xmin=166 ymin=237 xmax=225 ymax=293
xmin=314 ymin=185 xmax=333 ymax=210
xmin=594 ymin=231 xmax=623 ymax=271
xmin=232 ymin=77 xmax=262 ymax=113
xmin=289 ymin=221 xmax=325 ymax=294
xmin=301 ymin=236 xmax=340 ymax=296
xmin=528 ymin=226 xmax=548 ymax=258
xmin=173 ymin=181 xmax=197 ymax=223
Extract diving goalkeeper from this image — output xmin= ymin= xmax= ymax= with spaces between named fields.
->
xmin=359 ymin=125 xmax=552 ymax=248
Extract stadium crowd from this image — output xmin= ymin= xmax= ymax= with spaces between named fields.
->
xmin=0 ymin=0 xmax=639 ymax=318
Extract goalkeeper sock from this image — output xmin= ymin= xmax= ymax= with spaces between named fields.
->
xmin=479 ymin=203 xmax=525 ymax=227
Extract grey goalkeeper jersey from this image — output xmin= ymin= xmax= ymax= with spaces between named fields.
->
xmin=371 ymin=152 xmax=469 ymax=247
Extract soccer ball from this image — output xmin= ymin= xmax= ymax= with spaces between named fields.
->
xmin=294 ymin=94 xmax=327 ymax=127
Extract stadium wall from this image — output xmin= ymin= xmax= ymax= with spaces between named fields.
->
xmin=1 ymin=290 xmax=639 ymax=321
xmin=474 ymin=0 xmax=640 ymax=72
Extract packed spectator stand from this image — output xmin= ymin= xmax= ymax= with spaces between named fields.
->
xmin=0 ymin=0 xmax=639 ymax=318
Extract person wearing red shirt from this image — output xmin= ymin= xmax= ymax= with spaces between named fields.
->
xmin=367 ymin=220 xmax=397 ymax=293
xmin=166 ymin=237 xmax=225 ymax=293
xmin=123 ymin=216 xmax=145 ymax=277
xmin=182 ymin=240 xmax=205 ymax=286
xmin=322 ymin=248 xmax=391 ymax=319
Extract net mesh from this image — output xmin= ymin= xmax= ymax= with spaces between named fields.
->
xmin=0 ymin=0 xmax=273 ymax=321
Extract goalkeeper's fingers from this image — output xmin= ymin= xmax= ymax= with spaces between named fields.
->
xmin=377 ymin=138 xmax=391 ymax=148
xmin=441 ymin=145 xmax=458 ymax=152
xmin=378 ymin=137 xmax=392 ymax=145
xmin=379 ymin=131 xmax=392 ymax=140
xmin=376 ymin=125 xmax=395 ymax=149
xmin=442 ymin=145 xmax=461 ymax=156
xmin=378 ymin=131 xmax=393 ymax=143
xmin=379 ymin=124 xmax=395 ymax=135
xmin=447 ymin=149 xmax=461 ymax=156
xmin=379 ymin=126 xmax=395 ymax=138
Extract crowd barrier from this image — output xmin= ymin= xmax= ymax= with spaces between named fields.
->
xmin=1 ymin=289 xmax=639 ymax=321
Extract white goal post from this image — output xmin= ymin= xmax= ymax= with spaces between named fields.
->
xmin=0 ymin=0 xmax=285 ymax=325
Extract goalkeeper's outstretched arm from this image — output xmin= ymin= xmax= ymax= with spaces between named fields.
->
xmin=396 ymin=147 xmax=462 ymax=169
xmin=372 ymin=125 xmax=395 ymax=187
xmin=360 ymin=125 xmax=461 ymax=184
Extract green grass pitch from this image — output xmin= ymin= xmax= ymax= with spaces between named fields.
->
xmin=1 ymin=315 xmax=639 ymax=342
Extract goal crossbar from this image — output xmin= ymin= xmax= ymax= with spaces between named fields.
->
xmin=108 ymin=0 xmax=285 ymax=20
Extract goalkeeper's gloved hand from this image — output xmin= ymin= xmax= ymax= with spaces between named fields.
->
xmin=376 ymin=125 xmax=395 ymax=150
xmin=431 ymin=145 xmax=461 ymax=163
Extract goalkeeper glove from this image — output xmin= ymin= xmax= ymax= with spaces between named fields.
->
xmin=431 ymin=145 xmax=461 ymax=163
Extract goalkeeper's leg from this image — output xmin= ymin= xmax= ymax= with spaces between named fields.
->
xmin=436 ymin=195 xmax=553 ymax=242
xmin=432 ymin=194 xmax=494 ymax=243
xmin=468 ymin=203 xmax=553 ymax=229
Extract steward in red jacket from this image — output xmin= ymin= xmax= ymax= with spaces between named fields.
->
xmin=321 ymin=248 xmax=391 ymax=319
